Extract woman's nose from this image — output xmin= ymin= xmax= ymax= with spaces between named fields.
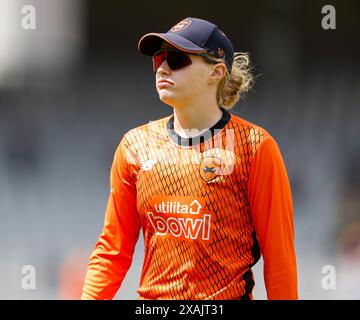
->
xmin=157 ymin=59 xmax=171 ymax=75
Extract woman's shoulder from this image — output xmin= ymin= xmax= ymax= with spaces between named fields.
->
xmin=123 ymin=114 xmax=172 ymax=139
xmin=229 ymin=111 xmax=272 ymax=140
xmin=118 ymin=114 xmax=172 ymax=152
xmin=227 ymin=111 xmax=284 ymax=158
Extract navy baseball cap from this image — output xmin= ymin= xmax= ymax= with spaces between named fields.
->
xmin=138 ymin=17 xmax=234 ymax=71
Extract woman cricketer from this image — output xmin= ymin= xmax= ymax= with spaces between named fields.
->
xmin=81 ymin=17 xmax=298 ymax=300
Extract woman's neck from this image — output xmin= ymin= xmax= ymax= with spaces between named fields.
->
xmin=172 ymin=101 xmax=223 ymax=138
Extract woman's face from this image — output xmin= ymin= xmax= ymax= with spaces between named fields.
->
xmin=154 ymin=43 xmax=214 ymax=107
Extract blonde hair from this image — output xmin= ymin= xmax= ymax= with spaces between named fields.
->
xmin=205 ymin=52 xmax=254 ymax=110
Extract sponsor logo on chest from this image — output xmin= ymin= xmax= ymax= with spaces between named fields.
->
xmin=147 ymin=196 xmax=211 ymax=241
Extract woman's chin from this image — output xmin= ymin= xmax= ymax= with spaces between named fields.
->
xmin=159 ymin=92 xmax=178 ymax=104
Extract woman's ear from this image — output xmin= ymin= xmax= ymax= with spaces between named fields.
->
xmin=209 ymin=63 xmax=226 ymax=84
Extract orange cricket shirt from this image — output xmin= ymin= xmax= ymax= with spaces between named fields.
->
xmin=81 ymin=108 xmax=298 ymax=300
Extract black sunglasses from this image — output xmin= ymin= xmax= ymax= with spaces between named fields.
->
xmin=152 ymin=48 xmax=217 ymax=72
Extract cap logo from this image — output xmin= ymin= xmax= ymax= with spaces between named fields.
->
xmin=171 ymin=19 xmax=192 ymax=32
xmin=217 ymin=48 xmax=225 ymax=58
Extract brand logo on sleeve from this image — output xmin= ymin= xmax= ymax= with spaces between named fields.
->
xmin=140 ymin=159 xmax=156 ymax=171
xmin=147 ymin=196 xmax=211 ymax=241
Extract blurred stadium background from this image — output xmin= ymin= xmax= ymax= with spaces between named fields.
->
xmin=0 ymin=0 xmax=359 ymax=299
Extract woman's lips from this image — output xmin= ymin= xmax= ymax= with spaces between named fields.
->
xmin=157 ymin=80 xmax=174 ymax=88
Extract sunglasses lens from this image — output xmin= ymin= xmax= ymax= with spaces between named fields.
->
xmin=167 ymin=51 xmax=192 ymax=70
xmin=152 ymin=50 xmax=192 ymax=72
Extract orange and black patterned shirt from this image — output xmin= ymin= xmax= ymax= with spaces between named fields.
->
xmin=81 ymin=108 xmax=298 ymax=300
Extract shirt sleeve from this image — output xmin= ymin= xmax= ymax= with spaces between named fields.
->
xmin=81 ymin=136 xmax=141 ymax=300
xmin=247 ymin=136 xmax=298 ymax=300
